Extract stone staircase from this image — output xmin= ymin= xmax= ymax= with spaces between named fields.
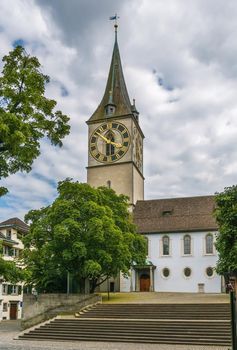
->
xmin=19 ymin=303 xmax=231 ymax=346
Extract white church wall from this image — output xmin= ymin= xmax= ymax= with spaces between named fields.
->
xmin=120 ymin=271 xmax=132 ymax=292
xmin=145 ymin=231 xmax=221 ymax=293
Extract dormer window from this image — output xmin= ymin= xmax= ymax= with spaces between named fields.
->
xmin=162 ymin=210 xmax=172 ymax=216
xmin=131 ymin=99 xmax=139 ymax=122
xmin=105 ymin=105 xmax=115 ymax=116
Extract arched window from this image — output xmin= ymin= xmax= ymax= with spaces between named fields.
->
xmin=205 ymin=233 xmax=213 ymax=254
xmin=183 ymin=235 xmax=191 ymax=255
xmin=105 ymin=131 xmax=115 ymax=156
xmin=162 ymin=236 xmax=169 ymax=255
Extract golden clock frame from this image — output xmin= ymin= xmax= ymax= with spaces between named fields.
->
xmin=89 ymin=121 xmax=131 ymax=163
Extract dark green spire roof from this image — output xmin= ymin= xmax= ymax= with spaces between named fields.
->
xmin=88 ymin=29 xmax=133 ymax=122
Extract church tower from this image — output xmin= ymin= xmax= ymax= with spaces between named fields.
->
xmin=87 ymin=23 xmax=144 ymax=208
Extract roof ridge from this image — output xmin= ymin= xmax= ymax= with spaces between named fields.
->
xmin=136 ymin=195 xmax=215 ymax=203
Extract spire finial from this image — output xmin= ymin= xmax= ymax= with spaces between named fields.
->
xmin=109 ymin=14 xmax=119 ymax=42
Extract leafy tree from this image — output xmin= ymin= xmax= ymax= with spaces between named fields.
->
xmin=0 ymin=241 xmax=25 ymax=282
xmin=0 ymin=46 xmax=70 ymax=195
xmin=23 ymin=180 xmax=147 ymax=293
xmin=214 ymin=185 xmax=237 ymax=274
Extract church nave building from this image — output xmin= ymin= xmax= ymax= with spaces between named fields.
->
xmin=86 ymin=23 xmax=223 ymax=294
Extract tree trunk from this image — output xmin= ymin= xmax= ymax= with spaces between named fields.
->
xmin=90 ymin=278 xmax=98 ymax=294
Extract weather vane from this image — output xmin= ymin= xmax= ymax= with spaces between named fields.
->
xmin=109 ymin=13 xmax=119 ymax=31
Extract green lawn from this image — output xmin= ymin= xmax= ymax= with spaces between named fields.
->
xmin=100 ymin=292 xmax=229 ymax=304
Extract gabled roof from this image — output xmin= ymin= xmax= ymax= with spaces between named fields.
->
xmin=133 ymin=195 xmax=218 ymax=233
xmin=0 ymin=217 xmax=29 ymax=233
xmin=88 ymin=30 xmax=133 ymax=122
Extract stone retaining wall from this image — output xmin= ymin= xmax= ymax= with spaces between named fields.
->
xmin=21 ymin=293 xmax=101 ymax=330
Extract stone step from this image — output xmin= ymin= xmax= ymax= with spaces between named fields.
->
xmin=19 ymin=333 xmax=231 ymax=346
xmin=50 ymin=320 xmax=230 ymax=328
xmin=78 ymin=303 xmax=230 ymax=320
xmin=19 ymin=302 xmax=231 ymax=346
xmin=79 ymin=313 xmax=230 ymax=320
xmin=29 ymin=327 xmax=230 ymax=337
xmin=95 ymin=303 xmax=229 ymax=307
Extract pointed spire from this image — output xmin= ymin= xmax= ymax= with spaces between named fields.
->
xmin=89 ymin=23 xmax=133 ymax=122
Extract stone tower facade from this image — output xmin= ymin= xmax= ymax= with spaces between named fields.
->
xmin=87 ymin=26 xmax=144 ymax=208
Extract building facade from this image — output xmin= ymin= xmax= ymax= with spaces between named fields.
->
xmin=130 ymin=196 xmax=223 ymax=293
xmin=87 ymin=25 xmax=222 ymax=293
xmin=0 ymin=218 xmax=28 ymax=320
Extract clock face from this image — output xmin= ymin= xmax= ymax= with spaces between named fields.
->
xmin=90 ymin=122 xmax=130 ymax=163
xmin=133 ymin=126 xmax=143 ymax=172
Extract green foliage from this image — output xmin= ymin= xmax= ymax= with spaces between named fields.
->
xmin=23 ymin=180 xmax=147 ymax=293
xmin=0 ymin=241 xmax=25 ymax=283
xmin=0 ymin=46 xmax=70 ymax=193
xmin=214 ymin=185 xmax=237 ymax=274
xmin=0 ymin=186 xmax=8 ymax=196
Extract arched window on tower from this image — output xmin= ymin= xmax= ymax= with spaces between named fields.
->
xmin=183 ymin=235 xmax=191 ymax=255
xmin=105 ymin=131 xmax=115 ymax=156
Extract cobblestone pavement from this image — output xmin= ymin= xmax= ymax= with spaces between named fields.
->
xmin=0 ymin=321 xmax=230 ymax=350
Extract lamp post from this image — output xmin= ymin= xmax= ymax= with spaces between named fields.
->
xmin=225 ymin=271 xmax=237 ymax=350
xmin=230 ymin=290 xmax=236 ymax=350
xmin=67 ymin=272 xmax=70 ymax=295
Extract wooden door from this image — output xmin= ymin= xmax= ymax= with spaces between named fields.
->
xmin=140 ymin=274 xmax=150 ymax=292
xmin=10 ymin=303 xmax=17 ymax=320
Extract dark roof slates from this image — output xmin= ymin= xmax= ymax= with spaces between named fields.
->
xmin=0 ymin=217 xmax=29 ymax=231
xmin=134 ymin=195 xmax=218 ymax=233
xmin=88 ymin=37 xmax=132 ymax=122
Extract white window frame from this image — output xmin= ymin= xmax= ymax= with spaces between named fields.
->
xmin=2 ymin=284 xmax=8 ymax=295
xmin=160 ymin=235 xmax=171 ymax=257
xmin=12 ymin=248 xmax=19 ymax=257
xmin=182 ymin=234 xmax=192 ymax=256
xmin=2 ymin=303 xmax=8 ymax=312
xmin=11 ymin=285 xmax=17 ymax=294
xmin=204 ymin=233 xmax=215 ymax=255
xmin=3 ymin=245 xmax=9 ymax=256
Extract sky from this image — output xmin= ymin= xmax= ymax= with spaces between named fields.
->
xmin=1 ymin=0 xmax=237 ymax=221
